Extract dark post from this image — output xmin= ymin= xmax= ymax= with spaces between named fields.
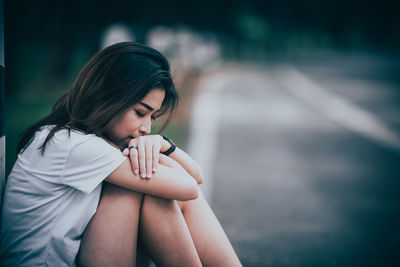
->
xmin=0 ymin=0 xmax=5 ymax=207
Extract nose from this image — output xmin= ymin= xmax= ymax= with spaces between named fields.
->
xmin=139 ymin=117 xmax=151 ymax=135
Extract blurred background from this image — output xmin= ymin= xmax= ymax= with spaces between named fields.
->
xmin=3 ymin=0 xmax=400 ymax=266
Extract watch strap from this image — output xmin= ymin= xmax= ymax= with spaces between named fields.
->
xmin=161 ymin=135 xmax=176 ymax=156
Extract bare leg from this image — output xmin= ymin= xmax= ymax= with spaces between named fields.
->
xmin=178 ymin=189 xmax=242 ymax=267
xmin=77 ymin=182 xmax=143 ymax=267
xmin=139 ymin=195 xmax=202 ymax=267
xmin=78 ymin=183 xmax=202 ymax=267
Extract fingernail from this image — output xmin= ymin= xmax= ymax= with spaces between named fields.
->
xmin=134 ymin=169 xmax=139 ymax=175
xmin=147 ymin=173 xmax=152 ymax=178
xmin=141 ymin=173 xmax=146 ymax=178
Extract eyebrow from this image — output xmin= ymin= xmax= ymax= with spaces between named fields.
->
xmin=138 ymin=101 xmax=155 ymax=111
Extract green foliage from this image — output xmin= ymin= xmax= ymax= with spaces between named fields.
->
xmin=236 ymin=13 xmax=270 ymax=45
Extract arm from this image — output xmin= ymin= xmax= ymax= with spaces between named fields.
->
xmin=124 ymin=135 xmax=204 ymax=184
xmin=105 ymin=154 xmax=198 ymax=201
xmin=166 ymin=146 xmax=204 ymax=185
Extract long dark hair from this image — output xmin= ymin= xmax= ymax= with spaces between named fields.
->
xmin=17 ymin=42 xmax=178 ymax=154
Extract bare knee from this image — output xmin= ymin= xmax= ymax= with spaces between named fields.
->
xmin=140 ymin=195 xmax=184 ymax=233
xmin=141 ymin=194 xmax=179 ymax=214
xmin=177 ymin=186 xmax=205 ymax=213
xmin=97 ymin=182 xmax=144 ymax=211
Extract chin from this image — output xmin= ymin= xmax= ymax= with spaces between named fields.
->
xmin=111 ymin=136 xmax=133 ymax=149
xmin=122 ymin=141 xmax=130 ymax=148
xmin=105 ymin=135 xmax=126 ymax=149
xmin=121 ymin=137 xmax=132 ymax=148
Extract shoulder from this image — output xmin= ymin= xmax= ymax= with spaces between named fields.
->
xmin=40 ymin=126 xmax=113 ymax=150
xmin=59 ymin=128 xmax=123 ymax=165
xmin=30 ymin=125 xmax=120 ymax=158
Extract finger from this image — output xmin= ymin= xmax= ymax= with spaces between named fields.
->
xmin=122 ymin=148 xmax=129 ymax=157
xmin=153 ymin=144 xmax=159 ymax=173
xmin=137 ymin=139 xmax=147 ymax=179
xmin=145 ymin=143 xmax=153 ymax=178
xmin=129 ymin=145 xmax=139 ymax=176
xmin=127 ymin=139 xmax=139 ymax=175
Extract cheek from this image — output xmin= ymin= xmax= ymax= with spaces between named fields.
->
xmin=106 ymin=116 xmax=127 ymax=138
xmin=119 ymin=113 xmax=140 ymax=132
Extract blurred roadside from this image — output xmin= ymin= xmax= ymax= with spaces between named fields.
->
xmin=193 ymin=52 xmax=400 ymax=266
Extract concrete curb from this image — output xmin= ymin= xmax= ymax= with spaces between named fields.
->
xmin=187 ymin=68 xmax=237 ymax=203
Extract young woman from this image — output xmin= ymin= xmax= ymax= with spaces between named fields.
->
xmin=0 ymin=42 xmax=241 ymax=266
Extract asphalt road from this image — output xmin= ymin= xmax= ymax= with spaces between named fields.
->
xmin=194 ymin=53 xmax=400 ymax=267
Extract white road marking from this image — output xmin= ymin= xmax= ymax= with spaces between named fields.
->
xmin=188 ymin=64 xmax=400 ymax=203
xmin=276 ymin=66 xmax=400 ymax=150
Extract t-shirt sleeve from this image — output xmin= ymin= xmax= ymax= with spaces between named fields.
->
xmin=61 ymin=136 xmax=126 ymax=194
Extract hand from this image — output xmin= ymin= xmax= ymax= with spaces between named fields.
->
xmin=159 ymin=153 xmax=183 ymax=169
xmin=122 ymin=135 xmax=170 ymax=179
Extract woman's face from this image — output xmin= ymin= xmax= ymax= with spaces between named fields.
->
xmin=105 ymin=88 xmax=165 ymax=148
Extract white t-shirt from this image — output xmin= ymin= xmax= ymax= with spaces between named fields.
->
xmin=0 ymin=126 xmax=126 ymax=267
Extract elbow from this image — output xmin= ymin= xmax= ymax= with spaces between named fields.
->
xmin=194 ymin=164 xmax=204 ymax=184
xmin=196 ymin=175 xmax=204 ymax=185
xmin=178 ymin=179 xmax=199 ymax=201
xmin=190 ymin=184 xmax=199 ymax=199
xmin=184 ymin=186 xmax=199 ymax=201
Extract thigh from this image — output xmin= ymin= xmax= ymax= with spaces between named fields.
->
xmin=178 ymin=189 xmax=242 ymax=267
xmin=77 ymin=182 xmax=144 ymax=267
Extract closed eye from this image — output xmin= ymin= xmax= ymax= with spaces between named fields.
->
xmin=135 ymin=111 xmax=145 ymax=118
xmin=137 ymin=110 xmax=157 ymax=121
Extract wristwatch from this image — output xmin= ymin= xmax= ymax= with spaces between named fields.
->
xmin=161 ymin=135 xmax=176 ymax=156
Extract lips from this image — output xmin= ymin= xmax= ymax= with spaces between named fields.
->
xmin=124 ymin=136 xmax=135 ymax=145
